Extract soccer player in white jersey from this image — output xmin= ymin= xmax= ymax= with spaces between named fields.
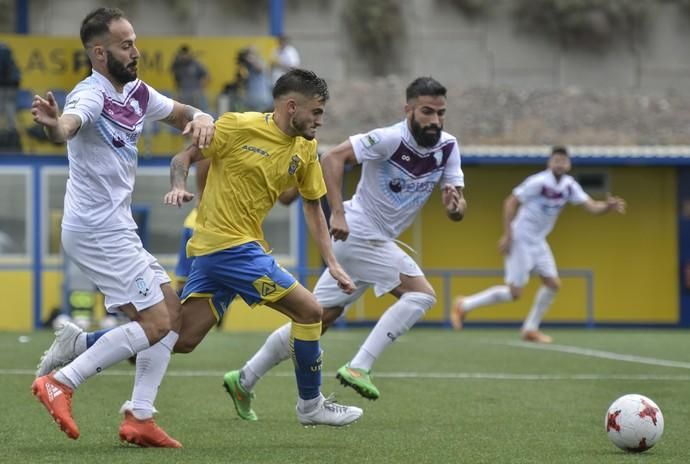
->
xmin=220 ymin=77 xmax=466 ymax=413
xmin=451 ymin=146 xmax=626 ymax=343
xmin=30 ymin=7 xmax=214 ymax=447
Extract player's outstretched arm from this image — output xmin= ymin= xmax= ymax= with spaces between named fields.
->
xmin=498 ymin=194 xmax=520 ymax=254
xmin=162 ymin=101 xmax=215 ymax=149
xmin=582 ymin=194 xmax=627 ymax=215
xmin=442 ymin=184 xmax=466 ymax=221
xmin=164 ymin=144 xmax=205 ymax=207
xmin=302 ymin=197 xmax=355 ymax=294
xmin=194 ymin=158 xmax=211 ymax=204
xmin=321 ymin=140 xmax=358 ymax=241
xmin=31 ymin=92 xmax=81 ymax=143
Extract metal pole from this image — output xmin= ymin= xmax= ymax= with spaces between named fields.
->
xmin=269 ymin=0 xmax=284 ymax=37
xmin=15 ymin=0 xmax=29 ymax=34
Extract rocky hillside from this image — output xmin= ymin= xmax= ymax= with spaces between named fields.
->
xmin=320 ymin=77 xmax=690 ymax=146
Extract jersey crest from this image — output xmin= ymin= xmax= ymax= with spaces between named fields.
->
xmin=288 ymin=155 xmax=301 ymax=175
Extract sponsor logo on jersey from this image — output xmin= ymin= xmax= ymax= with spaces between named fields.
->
xmin=388 ymin=178 xmax=437 ymax=193
xmin=242 ymin=144 xmax=270 ymax=157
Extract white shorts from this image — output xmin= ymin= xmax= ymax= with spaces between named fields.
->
xmin=61 ymin=229 xmax=170 ymax=313
xmin=313 ymin=236 xmax=424 ymax=309
xmin=504 ymin=238 xmax=557 ymax=287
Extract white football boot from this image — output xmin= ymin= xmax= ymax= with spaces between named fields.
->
xmin=35 ymin=321 xmax=83 ymax=377
xmin=296 ymin=394 xmax=363 ymax=426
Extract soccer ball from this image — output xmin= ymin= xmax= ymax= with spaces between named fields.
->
xmin=605 ymin=394 xmax=664 ymax=452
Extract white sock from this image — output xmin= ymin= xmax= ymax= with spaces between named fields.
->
xmin=350 ymin=292 xmax=436 ymax=372
xmin=131 ymin=330 xmax=179 ymax=420
xmin=522 ymin=286 xmax=557 ymax=332
xmin=463 ymin=285 xmax=513 ymax=313
xmin=297 ymin=393 xmax=323 ymax=413
xmin=241 ymin=323 xmax=291 ymax=392
xmin=55 ymin=322 xmax=150 ymax=390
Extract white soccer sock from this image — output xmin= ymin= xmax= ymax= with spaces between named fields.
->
xmin=350 ymin=292 xmax=436 ymax=372
xmin=131 ymin=330 xmax=179 ymax=420
xmin=55 ymin=322 xmax=150 ymax=390
xmin=463 ymin=285 xmax=513 ymax=313
xmin=522 ymin=286 xmax=557 ymax=332
xmin=241 ymin=323 xmax=291 ymax=391
xmin=297 ymin=393 xmax=323 ymax=413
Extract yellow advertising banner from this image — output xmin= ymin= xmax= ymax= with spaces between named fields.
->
xmin=0 ymin=34 xmax=276 ymax=96
xmin=0 ymin=35 xmax=277 ymax=155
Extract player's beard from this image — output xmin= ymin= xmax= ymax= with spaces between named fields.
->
xmin=410 ymin=113 xmax=442 ymax=148
xmin=106 ymin=50 xmax=137 ymax=85
xmin=291 ymin=115 xmax=316 ymax=140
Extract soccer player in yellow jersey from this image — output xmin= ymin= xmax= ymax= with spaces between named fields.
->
xmin=164 ymin=69 xmax=363 ymax=426
xmin=35 ymin=70 xmax=362 ymax=427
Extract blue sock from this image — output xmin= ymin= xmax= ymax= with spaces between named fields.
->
xmin=86 ymin=328 xmax=111 ymax=348
xmin=291 ymin=322 xmax=322 ymax=400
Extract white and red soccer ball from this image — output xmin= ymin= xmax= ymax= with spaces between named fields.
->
xmin=605 ymin=394 xmax=664 ymax=452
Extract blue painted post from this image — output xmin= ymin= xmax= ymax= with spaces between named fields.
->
xmin=32 ymin=164 xmax=42 ymax=329
xmin=678 ymin=168 xmax=690 ymax=328
xmin=269 ymin=0 xmax=284 ymax=36
xmin=15 ymin=0 xmax=29 ymax=34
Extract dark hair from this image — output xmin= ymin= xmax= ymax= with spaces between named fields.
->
xmin=406 ymin=77 xmax=446 ymax=101
xmin=80 ymin=7 xmax=125 ymax=47
xmin=272 ymin=68 xmax=329 ymax=101
xmin=551 ymin=145 xmax=569 ymax=157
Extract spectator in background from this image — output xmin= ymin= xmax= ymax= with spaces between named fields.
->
xmin=170 ymin=45 xmax=209 ymax=112
xmin=0 ymin=42 xmax=21 ymax=130
xmin=236 ymin=46 xmax=272 ymax=112
xmin=270 ymin=35 xmax=300 ymax=85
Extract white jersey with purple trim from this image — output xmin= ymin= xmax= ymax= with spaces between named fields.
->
xmin=511 ymin=170 xmax=590 ymax=243
xmin=345 ymin=120 xmax=464 ymax=240
xmin=61 ymin=70 xmax=174 ymax=232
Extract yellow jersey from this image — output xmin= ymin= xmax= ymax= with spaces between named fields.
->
xmin=187 ymin=112 xmax=326 ymax=257
xmin=183 ymin=208 xmax=198 ymax=229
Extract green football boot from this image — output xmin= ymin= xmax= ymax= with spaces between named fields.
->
xmin=336 ymin=363 xmax=380 ymax=400
xmin=223 ymin=370 xmax=258 ymax=421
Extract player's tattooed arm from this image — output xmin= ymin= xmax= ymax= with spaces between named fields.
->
xmin=163 ymin=102 xmax=215 ymax=149
xmin=164 ymin=144 xmax=205 ymax=207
